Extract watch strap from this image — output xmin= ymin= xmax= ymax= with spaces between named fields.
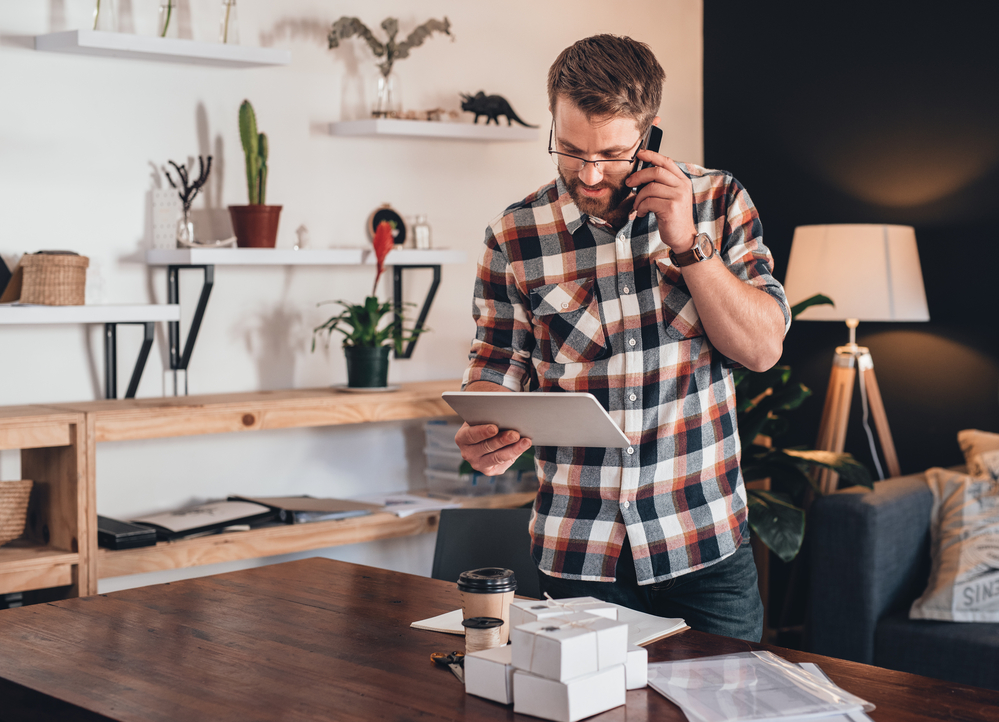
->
xmin=669 ymin=233 xmax=715 ymax=267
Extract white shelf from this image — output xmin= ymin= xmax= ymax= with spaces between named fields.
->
xmin=34 ymin=30 xmax=290 ymax=68
xmin=146 ymin=248 xmax=465 ymax=266
xmin=0 ymin=304 xmax=180 ymax=325
xmin=329 ymin=119 xmax=539 ymax=142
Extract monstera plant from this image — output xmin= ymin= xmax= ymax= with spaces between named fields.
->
xmin=739 ymin=294 xmax=873 ymax=562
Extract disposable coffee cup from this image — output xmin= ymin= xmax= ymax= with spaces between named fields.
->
xmin=457 ymin=567 xmax=517 ymax=644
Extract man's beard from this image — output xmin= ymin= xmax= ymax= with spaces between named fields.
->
xmin=560 ymin=170 xmax=634 ymax=226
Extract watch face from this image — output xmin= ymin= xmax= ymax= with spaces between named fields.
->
xmin=697 ymin=234 xmax=714 ymax=258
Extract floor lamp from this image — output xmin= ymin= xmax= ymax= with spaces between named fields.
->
xmin=783 ymin=224 xmax=929 ymax=494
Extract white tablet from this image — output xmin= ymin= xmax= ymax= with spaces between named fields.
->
xmin=441 ymin=391 xmax=631 ymax=448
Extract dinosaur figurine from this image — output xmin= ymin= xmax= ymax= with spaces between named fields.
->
xmin=459 ymin=92 xmax=538 ymax=127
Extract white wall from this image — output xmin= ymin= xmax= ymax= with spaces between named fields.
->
xmin=0 ymin=0 xmax=702 ymax=591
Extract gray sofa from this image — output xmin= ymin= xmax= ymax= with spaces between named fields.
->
xmin=807 ymin=472 xmax=999 ymax=691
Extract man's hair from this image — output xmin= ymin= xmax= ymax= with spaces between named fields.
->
xmin=547 ymin=34 xmax=664 ymax=130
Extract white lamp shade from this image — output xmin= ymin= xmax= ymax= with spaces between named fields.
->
xmin=783 ymin=224 xmax=929 ymax=322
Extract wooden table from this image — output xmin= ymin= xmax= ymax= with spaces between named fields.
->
xmin=0 ymin=559 xmax=996 ymax=721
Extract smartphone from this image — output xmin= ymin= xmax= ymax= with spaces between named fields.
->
xmin=631 ymin=124 xmax=663 ymax=194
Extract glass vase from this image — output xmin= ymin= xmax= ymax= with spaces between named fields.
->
xmin=413 ymin=215 xmax=432 ymax=250
xmin=157 ymin=0 xmax=178 ymax=39
xmin=176 ymin=208 xmax=194 ymax=246
xmin=372 ymin=72 xmax=401 ymax=118
xmin=219 ymin=0 xmax=239 ymax=44
xmin=92 ymin=0 xmax=117 ymax=31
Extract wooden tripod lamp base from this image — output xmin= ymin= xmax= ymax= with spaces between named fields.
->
xmin=814 ymin=334 xmax=901 ymax=495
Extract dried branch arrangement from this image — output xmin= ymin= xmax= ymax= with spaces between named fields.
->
xmin=328 ymin=16 xmax=452 ymax=77
xmin=164 ymin=156 xmax=212 ymax=212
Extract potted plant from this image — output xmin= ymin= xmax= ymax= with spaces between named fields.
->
xmin=312 ymin=221 xmax=426 ymax=388
xmin=738 ymin=294 xmax=873 ymax=563
xmin=228 ymin=100 xmax=282 ymax=248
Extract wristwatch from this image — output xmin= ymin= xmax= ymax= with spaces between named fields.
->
xmin=668 ymin=233 xmax=717 ymax=267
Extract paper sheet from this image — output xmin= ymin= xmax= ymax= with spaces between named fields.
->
xmin=411 ymin=604 xmax=687 ymax=647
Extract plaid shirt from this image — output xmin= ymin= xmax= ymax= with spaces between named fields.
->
xmin=462 ymin=163 xmax=790 ymax=584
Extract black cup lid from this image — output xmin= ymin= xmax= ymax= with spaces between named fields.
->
xmin=456 ymin=567 xmax=517 ymax=593
xmin=462 ymin=616 xmax=505 ymax=630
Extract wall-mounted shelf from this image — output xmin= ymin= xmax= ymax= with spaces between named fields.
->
xmin=0 ymin=304 xmax=181 ymax=399
xmin=0 ymin=304 xmax=179 ymax=325
xmin=329 ymin=119 xmax=539 ymax=142
xmin=34 ymin=30 xmax=291 ymax=68
xmin=147 ymin=248 xmax=467 ymax=373
xmin=145 ymin=248 xmax=465 ymax=266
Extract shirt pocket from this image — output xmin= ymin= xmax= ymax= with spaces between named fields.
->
xmin=658 ymin=263 xmax=705 ymax=341
xmin=530 ymin=278 xmax=610 ymax=364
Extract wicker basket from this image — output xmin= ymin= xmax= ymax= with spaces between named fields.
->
xmin=0 ymin=480 xmax=33 ymax=546
xmin=20 ymin=252 xmax=89 ymax=305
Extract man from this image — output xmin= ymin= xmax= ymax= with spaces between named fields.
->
xmin=455 ymin=34 xmax=789 ymax=642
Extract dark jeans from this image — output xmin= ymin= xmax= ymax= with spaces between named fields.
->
xmin=537 ymin=537 xmax=763 ymax=642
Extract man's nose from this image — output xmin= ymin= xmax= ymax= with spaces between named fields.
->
xmin=578 ymin=161 xmax=603 ymax=186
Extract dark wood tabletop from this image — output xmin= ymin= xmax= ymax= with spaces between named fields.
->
xmin=0 ymin=557 xmax=996 ymax=721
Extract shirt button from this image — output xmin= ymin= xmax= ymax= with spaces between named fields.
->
xmin=623 ymin=501 xmax=631 ymax=509
xmin=627 ymin=446 xmax=634 ymax=455
xmin=629 ymin=393 xmax=637 ymax=402
xmin=623 ymin=286 xmax=630 ymax=294
xmin=617 ymin=235 xmax=626 ymax=242
xmin=628 ymin=338 xmax=636 ymax=347
xmin=561 ymin=302 xmax=569 ymax=309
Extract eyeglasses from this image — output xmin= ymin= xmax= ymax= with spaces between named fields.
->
xmin=547 ymin=121 xmax=643 ymax=178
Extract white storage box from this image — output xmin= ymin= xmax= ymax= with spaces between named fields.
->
xmin=510 ymin=596 xmax=617 ymax=628
xmin=425 ymin=447 xmax=465 ymax=473
xmin=513 ymin=665 xmax=626 ymax=722
xmin=626 ymin=645 xmax=648 ymax=690
xmin=464 ymin=645 xmax=515 ymax=705
xmin=511 ymin=612 xmax=628 ymax=681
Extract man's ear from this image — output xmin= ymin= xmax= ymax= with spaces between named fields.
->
xmin=653 ymin=115 xmax=661 ymax=127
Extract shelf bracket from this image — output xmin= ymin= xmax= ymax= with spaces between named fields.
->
xmin=103 ymin=321 xmax=156 ymax=399
xmin=167 ymin=264 xmax=214 ymax=373
xmin=392 ymin=264 xmax=441 ymax=359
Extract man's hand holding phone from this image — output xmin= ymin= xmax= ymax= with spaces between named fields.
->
xmin=627 ymin=129 xmax=698 ymax=256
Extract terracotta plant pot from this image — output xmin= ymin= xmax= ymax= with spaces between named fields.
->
xmin=344 ymin=346 xmax=391 ymax=388
xmin=228 ymin=205 xmax=283 ymax=248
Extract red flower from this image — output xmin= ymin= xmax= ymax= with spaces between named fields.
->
xmin=371 ymin=220 xmax=395 ymax=296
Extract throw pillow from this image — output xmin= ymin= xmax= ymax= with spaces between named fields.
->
xmin=957 ymin=429 xmax=999 ymax=479
xmin=910 ymin=467 xmax=999 ymax=622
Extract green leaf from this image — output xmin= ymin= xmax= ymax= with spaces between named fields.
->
xmin=778 ymin=448 xmax=873 ymax=489
xmin=747 ymin=490 xmax=805 ymax=562
xmin=790 ymin=293 xmax=834 ymax=319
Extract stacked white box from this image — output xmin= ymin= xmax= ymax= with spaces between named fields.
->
xmin=505 ymin=611 xmax=629 ymax=721
xmin=513 ymin=665 xmax=626 ymax=722
xmin=511 ymin=612 xmax=628 ymax=679
xmin=625 ymin=645 xmax=648 ymax=690
xmin=509 ymin=596 xmax=618 ymax=628
xmin=464 ymin=645 xmax=515 ymax=705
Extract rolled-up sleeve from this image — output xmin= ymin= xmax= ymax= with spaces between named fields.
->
xmin=462 ymin=224 xmax=535 ymax=391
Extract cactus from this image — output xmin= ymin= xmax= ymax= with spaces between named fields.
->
xmin=238 ymin=100 xmax=269 ymax=205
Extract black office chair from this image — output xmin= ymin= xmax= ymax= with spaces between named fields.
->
xmin=431 ymin=507 xmax=541 ymax=599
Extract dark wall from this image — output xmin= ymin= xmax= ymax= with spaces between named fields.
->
xmin=704 ymin=1 xmax=999 ymax=476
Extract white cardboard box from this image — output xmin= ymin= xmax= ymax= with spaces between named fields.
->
xmin=513 ymin=665 xmax=626 ymax=722
xmin=509 ymin=596 xmax=618 ymax=628
xmin=464 ymin=645 xmax=515 ymax=705
xmin=511 ymin=612 xmax=628 ymax=681
xmin=626 ymin=645 xmax=648 ymax=689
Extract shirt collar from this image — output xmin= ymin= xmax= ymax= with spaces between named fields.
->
xmin=554 ymin=175 xmax=587 ymax=236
